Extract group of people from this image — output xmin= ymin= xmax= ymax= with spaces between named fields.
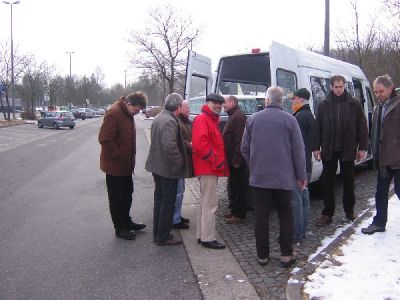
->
xmin=98 ymin=73 xmax=400 ymax=268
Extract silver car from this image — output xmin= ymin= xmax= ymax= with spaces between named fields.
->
xmin=37 ymin=111 xmax=76 ymax=129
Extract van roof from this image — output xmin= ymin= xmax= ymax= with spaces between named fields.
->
xmin=219 ymin=41 xmax=367 ymax=81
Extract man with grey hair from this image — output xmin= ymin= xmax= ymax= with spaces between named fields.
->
xmin=145 ymin=93 xmax=188 ymax=246
xmin=241 ymin=86 xmax=307 ymax=268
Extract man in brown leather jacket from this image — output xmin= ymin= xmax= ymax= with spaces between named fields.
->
xmin=99 ymin=92 xmax=147 ymax=240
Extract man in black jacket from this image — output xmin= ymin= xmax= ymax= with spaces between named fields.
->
xmin=313 ymin=75 xmax=369 ymax=226
xmin=290 ymin=88 xmax=316 ymax=242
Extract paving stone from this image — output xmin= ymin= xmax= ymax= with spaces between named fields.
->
xmin=186 ymin=166 xmax=378 ymax=299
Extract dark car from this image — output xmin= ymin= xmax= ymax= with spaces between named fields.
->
xmin=38 ymin=111 xmax=75 ymax=129
xmin=70 ymin=108 xmax=86 ymax=120
xmin=188 ymin=95 xmax=262 ymax=131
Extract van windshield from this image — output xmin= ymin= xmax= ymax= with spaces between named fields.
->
xmin=216 ymin=54 xmax=270 ymax=96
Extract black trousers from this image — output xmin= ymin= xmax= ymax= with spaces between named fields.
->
xmin=321 ymin=151 xmax=355 ymax=217
xmin=153 ymin=174 xmax=178 ymax=242
xmin=227 ymin=163 xmax=249 ymax=218
xmin=252 ymin=187 xmax=293 ymax=259
xmin=106 ymin=174 xmax=133 ymax=230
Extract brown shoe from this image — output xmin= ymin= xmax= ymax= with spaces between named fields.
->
xmin=224 ymin=212 xmax=234 ymax=218
xmin=226 ymin=216 xmax=245 ymax=224
xmin=316 ymin=215 xmax=332 ymax=227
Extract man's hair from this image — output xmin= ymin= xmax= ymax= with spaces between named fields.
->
xmin=125 ymin=91 xmax=147 ymax=109
xmin=227 ymin=95 xmax=238 ymax=105
xmin=373 ymin=74 xmax=394 ymax=88
xmin=164 ymin=93 xmax=183 ymax=112
xmin=266 ymin=86 xmax=284 ymax=105
xmin=330 ymin=75 xmax=346 ymax=86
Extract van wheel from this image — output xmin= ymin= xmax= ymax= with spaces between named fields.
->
xmin=69 ymin=126 xmax=74 ymax=129
xmin=53 ymin=123 xmax=59 ymax=129
xmin=38 ymin=121 xmax=43 ymax=128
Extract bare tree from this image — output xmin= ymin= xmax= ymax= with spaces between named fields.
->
xmin=384 ymin=0 xmax=400 ymax=17
xmin=334 ymin=0 xmax=378 ymax=71
xmin=0 ymin=42 xmax=31 ymax=120
xmin=128 ymin=4 xmax=200 ymax=100
xmin=17 ymin=60 xmax=48 ymax=115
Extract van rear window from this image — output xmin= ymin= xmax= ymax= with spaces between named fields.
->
xmin=217 ymin=54 xmax=270 ymax=96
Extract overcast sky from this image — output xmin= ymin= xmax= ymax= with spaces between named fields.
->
xmin=0 ymin=0 xmax=384 ymax=87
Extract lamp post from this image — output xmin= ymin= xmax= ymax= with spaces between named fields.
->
xmin=3 ymin=0 xmax=20 ymax=120
xmin=124 ymin=70 xmax=127 ymax=93
xmin=66 ymin=51 xmax=74 ymax=78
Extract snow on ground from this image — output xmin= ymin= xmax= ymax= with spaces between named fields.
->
xmin=304 ymin=195 xmax=400 ymax=300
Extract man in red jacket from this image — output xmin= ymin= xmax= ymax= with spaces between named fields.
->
xmin=192 ymin=93 xmax=229 ymax=249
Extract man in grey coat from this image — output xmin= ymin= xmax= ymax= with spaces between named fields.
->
xmin=241 ymin=86 xmax=307 ymax=268
xmin=145 ymin=93 xmax=187 ymax=246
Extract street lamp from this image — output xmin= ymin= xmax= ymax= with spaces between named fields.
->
xmin=66 ymin=51 xmax=75 ymax=78
xmin=124 ymin=70 xmax=127 ymax=93
xmin=3 ymin=0 xmax=21 ymax=120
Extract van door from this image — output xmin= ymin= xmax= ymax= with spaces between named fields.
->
xmin=184 ymin=50 xmax=212 ymax=100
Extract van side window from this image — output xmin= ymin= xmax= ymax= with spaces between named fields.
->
xmin=276 ymin=69 xmax=297 ymax=113
xmin=345 ymin=82 xmax=355 ymax=97
xmin=188 ymin=75 xmax=208 ymax=99
xmin=351 ymin=79 xmax=364 ymax=108
xmin=310 ymin=76 xmax=330 ymax=116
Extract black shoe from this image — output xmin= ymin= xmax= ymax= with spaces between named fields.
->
xmin=128 ymin=222 xmax=146 ymax=231
xmin=346 ymin=213 xmax=356 ymax=222
xmin=257 ymin=257 xmax=269 ymax=266
xmin=115 ymin=229 xmax=136 ymax=240
xmin=156 ymin=238 xmax=182 ymax=246
xmin=361 ymin=224 xmax=386 ymax=235
xmin=180 ymin=216 xmax=190 ymax=224
xmin=200 ymin=240 xmax=226 ymax=250
xmin=172 ymin=222 xmax=189 ymax=229
xmin=279 ymin=255 xmax=296 ymax=268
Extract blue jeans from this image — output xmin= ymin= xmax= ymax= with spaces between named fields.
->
xmin=372 ymin=168 xmax=400 ymax=227
xmin=173 ymin=178 xmax=185 ymax=224
xmin=291 ymin=184 xmax=310 ymax=242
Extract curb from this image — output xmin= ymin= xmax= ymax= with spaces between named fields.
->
xmin=286 ymin=205 xmax=375 ymax=300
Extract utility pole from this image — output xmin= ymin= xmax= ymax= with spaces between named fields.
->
xmin=66 ymin=51 xmax=74 ymax=78
xmin=324 ymin=0 xmax=330 ymax=57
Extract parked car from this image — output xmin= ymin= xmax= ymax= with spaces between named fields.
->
xmin=93 ymin=108 xmax=105 ymax=116
xmin=145 ymin=106 xmax=161 ymax=118
xmin=70 ymin=108 xmax=86 ymax=120
xmin=38 ymin=111 xmax=75 ymax=129
xmin=83 ymin=108 xmax=95 ymax=118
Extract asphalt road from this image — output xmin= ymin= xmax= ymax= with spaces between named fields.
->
xmin=0 ymin=117 xmax=202 ymax=299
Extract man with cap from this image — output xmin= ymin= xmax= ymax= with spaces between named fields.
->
xmin=290 ymin=88 xmax=316 ymax=243
xmin=192 ymin=93 xmax=229 ymax=249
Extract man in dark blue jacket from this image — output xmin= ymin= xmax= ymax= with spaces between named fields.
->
xmin=290 ymin=88 xmax=316 ymax=243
